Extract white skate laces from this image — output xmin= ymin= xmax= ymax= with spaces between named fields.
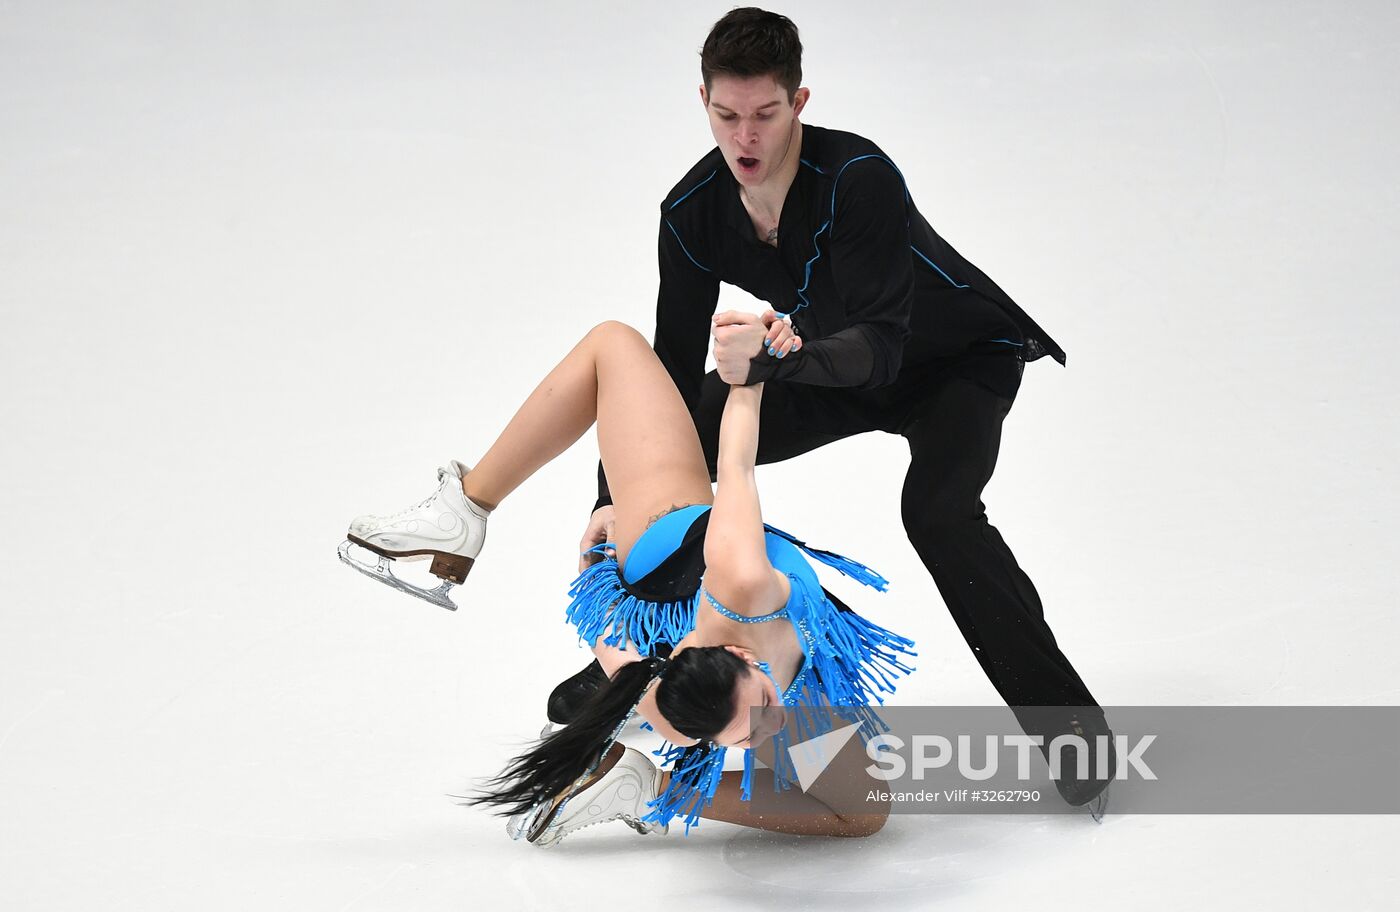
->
xmin=509 ymin=746 xmax=669 ymax=848
xmin=337 ymin=459 xmax=490 ymax=611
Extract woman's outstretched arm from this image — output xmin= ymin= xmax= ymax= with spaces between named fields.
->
xmin=702 ymin=382 xmax=789 ymax=614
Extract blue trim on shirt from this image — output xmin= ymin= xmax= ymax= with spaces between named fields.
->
xmin=665 ymin=154 xmax=978 ymax=314
xmin=781 ymin=154 xmax=918 ymax=317
xmin=664 ymin=217 xmax=713 ymax=273
xmin=829 ymin=154 xmax=913 ymax=214
xmin=668 ymin=170 xmax=716 ymax=210
xmin=910 ymin=244 xmax=968 ymax=288
xmin=827 ymin=155 xmax=970 ymax=292
xmin=777 ymin=220 xmax=832 ymax=318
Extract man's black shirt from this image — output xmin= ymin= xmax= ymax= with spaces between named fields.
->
xmin=596 ymin=123 xmax=1066 ymax=509
xmin=656 ymin=124 xmax=1064 ymax=405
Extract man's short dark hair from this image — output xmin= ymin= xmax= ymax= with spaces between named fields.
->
xmin=701 ymin=7 xmax=803 ymax=104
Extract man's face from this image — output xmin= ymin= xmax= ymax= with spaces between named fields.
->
xmin=701 ymin=74 xmax=809 ymax=187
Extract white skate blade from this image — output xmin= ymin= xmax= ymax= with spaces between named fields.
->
xmin=337 ymin=540 xmax=459 ymax=611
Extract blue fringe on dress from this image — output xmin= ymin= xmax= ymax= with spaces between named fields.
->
xmin=762 ymin=523 xmax=892 ymax=592
xmin=639 ymin=550 xmax=917 ymax=834
xmin=644 ymin=740 xmax=728 ymax=835
xmin=564 ymin=545 xmax=698 ymax=656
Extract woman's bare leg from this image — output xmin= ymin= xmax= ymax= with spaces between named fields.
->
xmin=553 ymin=746 xmax=887 ymax=838
xmin=542 ymin=736 xmax=885 ymax=839
xmin=684 ymin=728 xmax=891 ymax=837
xmin=460 ymin=321 xmax=712 ymax=562
xmin=693 ymin=769 xmax=889 ymax=837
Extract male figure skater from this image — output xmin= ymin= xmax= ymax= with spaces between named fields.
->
xmin=551 ymin=7 xmax=1112 ymax=809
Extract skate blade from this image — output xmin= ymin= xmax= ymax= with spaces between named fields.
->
xmin=506 ymin=800 xmax=550 ymax=842
xmin=501 ymin=796 xmax=565 ymax=846
xmin=520 ymin=780 xmax=593 ymax=847
xmin=521 ymin=774 xmax=665 ymax=847
xmin=625 ymin=818 xmax=668 ymax=837
xmin=337 ymin=540 xmax=459 ymax=611
xmin=1089 ymin=784 xmax=1110 ymax=823
xmin=529 ymin=807 xmax=665 ymax=847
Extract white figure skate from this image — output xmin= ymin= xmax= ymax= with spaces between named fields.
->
xmin=507 ymin=746 xmax=669 ymax=847
xmin=338 ymin=459 xmax=489 ymax=611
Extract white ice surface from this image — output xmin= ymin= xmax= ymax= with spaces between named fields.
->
xmin=1 ymin=1 xmax=1397 ymax=909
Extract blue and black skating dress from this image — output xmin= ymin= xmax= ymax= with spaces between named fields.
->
xmin=566 ymin=504 xmax=916 ymax=832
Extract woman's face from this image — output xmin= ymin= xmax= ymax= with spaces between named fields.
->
xmin=711 ymin=662 xmax=787 ymax=749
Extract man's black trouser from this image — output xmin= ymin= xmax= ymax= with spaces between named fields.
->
xmin=692 ymin=347 xmax=1103 ymax=740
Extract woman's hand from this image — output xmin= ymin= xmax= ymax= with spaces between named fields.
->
xmin=578 ymin=505 xmax=616 ymax=572
xmin=760 ymin=309 xmax=802 ymax=359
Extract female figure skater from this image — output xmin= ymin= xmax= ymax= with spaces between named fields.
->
xmin=340 ymin=316 xmax=916 ymax=845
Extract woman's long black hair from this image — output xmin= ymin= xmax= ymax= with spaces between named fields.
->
xmin=469 ymin=646 xmax=750 ymax=817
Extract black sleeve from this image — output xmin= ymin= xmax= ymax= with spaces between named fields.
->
xmin=745 ymin=159 xmax=915 ymax=389
xmin=594 ymin=209 xmax=721 ymax=512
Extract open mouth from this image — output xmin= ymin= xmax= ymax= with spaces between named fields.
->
xmin=738 ymin=157 xmax=759 ymax=171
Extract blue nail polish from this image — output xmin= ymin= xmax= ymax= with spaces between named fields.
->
xmin=778 ymin=350 xmax=786 ymax=358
